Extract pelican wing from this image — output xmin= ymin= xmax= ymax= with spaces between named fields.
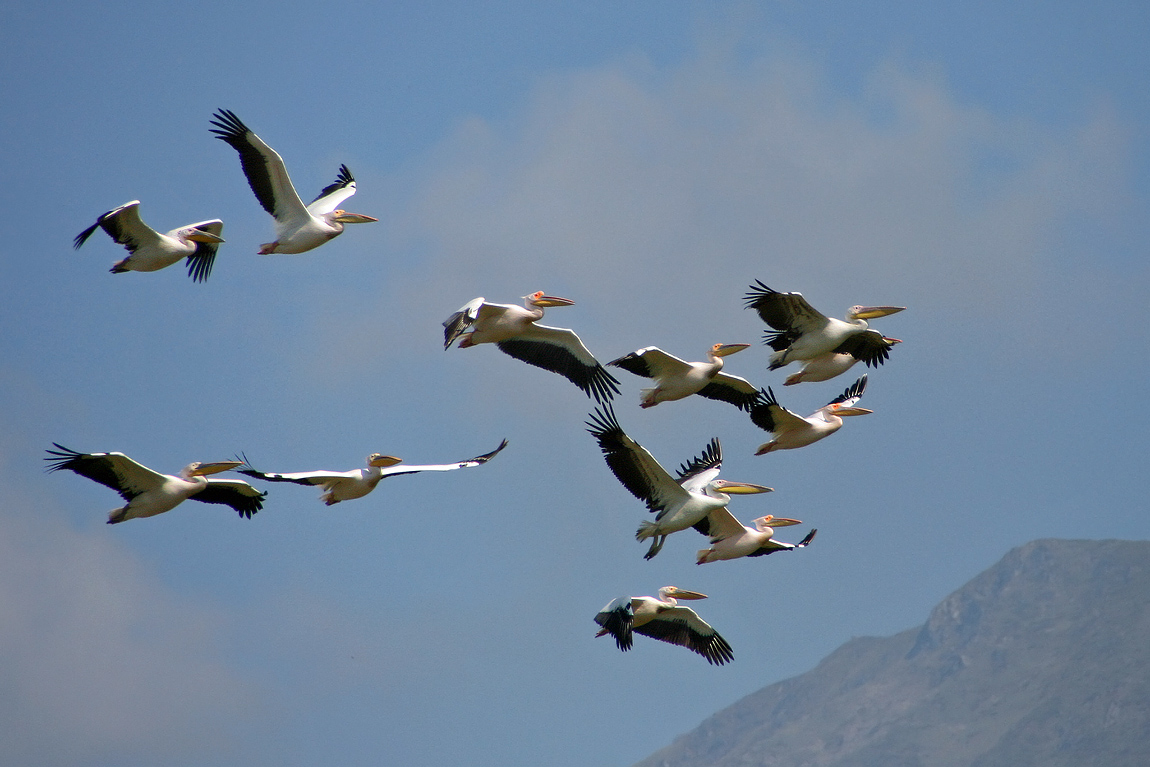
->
xmin=748 ymin=527 xmax=818 ymax=557
xmin=833 ymin=330 xmax=897 ymax=367
xmin=74 ymin=201 xmax=157 ymax=254
xmin=236 ymin=465 xmax=360 ymax=487
xmin=442 ymin=297 xmax=486 ymax=348
xmin=192 ymin=479 xmax=266 ymax=518
xmin=306 ymin=164 xmax=357 ymax=216
xmin=695 ymin=505 xmax=745 ymax=541
xmin=633 ymin=607 xmax=734 ymax=665
xmin=183 ymin=219 xmax=225 ymax=283
xmin=586 ymin=406 xmax=689 ymax=516
xmin=497 ymin=323 xmax=620 ymax=403
xmin=825 ymin=375 xmax=867 ymax=409
xmin=744 ymin=281 xmax=830 ymax=334
xmin=45 ymin=444 xmax=165 ymax=502
xmin=210 ymin=109 xmax=309 ymax=226
xmin=675 ymin=438 xmax=722 ymax=495
xmin=377 ymin=439 xmax=508 ymax=478
xmin=608 ymin=347 xmax=690 ymax=380
xmin=593 ymin=597 xmax=634 ymax=651
xmin=747 ymin=388 xmax=809 ymax=433
xmin=697 ymin=371 xmax=758 ymax=410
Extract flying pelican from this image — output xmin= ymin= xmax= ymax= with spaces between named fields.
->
xmin=594 ymin=586 xmax=733 ymax=665
xmin=45 ymin=444 xmax=265 ymax=523
xmin=586 ymin=404 xmax=771 ymax=559
xmin=608 ymin=344 xmax=757 ymax=409
xmin=73 ymin=201 xmax=225 ymax=282
xmin=781 ymin=340 xmax=901 ymax=386
xmin=443 ymin=292 xmax=620 ymax=403
xmin=237 ymin=439 xmax=508 ymax=506
xmin=744 ymin=281 xmax=904 ymax=373
xmin=695 ymin=510 xmax=817 ymax=564
xmin=749 ymin=375 xmax=871 ymax=455
xmin=209 ymin=109 xmax=377 ymax=254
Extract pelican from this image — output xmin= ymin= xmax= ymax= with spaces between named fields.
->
xmin=444 ymin=292 xmax=620 ymax=403
xmin=750 ymin=375 xmax=870 ymax=455
xmin=608 ymin=344 xmax=757 ymax=409
xmin=209 ymin=109 xmax=377 ymax=254
xmin=744 ymin=281 xmax=904 ymax=373
xmin=73 ymin=201 xmax=225 ymax=282
xmin=586 ymin=404 xmax=771 ymax=559
xmin=781 ymin=339 xmax=901 ymax=386
xmin=594 ymin=586 xmax=733 ymax=665
xmin=237 ymin=439 xmax=507 ymax=506
xmin=45 ymin=444 xmax=264 ymax=523
xmin=695 ymin=510 xmax=817 ymax=564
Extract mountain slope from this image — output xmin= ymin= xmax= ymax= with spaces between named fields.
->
xmin=634 ymin=539 xmax=1150 ymax=767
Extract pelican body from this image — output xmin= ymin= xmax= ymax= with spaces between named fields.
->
xmin=46 ymin=444 xmax=264 ymax=523
xmin=744 ymin=281 xmax=904 ymax=374
xmin=609 ymin=343 xmax=756 ymax=409
xmin=586 ymin=405 xmax=771 ymax=559
xmin=695 ymin=510 xmax=817 ymax=564
xmin=594 ymin=586 xmax=733 ymax=665
xmin=74 ymin=201 xmax=225 ymax=282
xmin=237 ymin=440 xmax=507 ymax=506
xmin=750 ymin=375 xmax=871 ymax=455
xmin=782 ymin=340 xmax=901 ymax=386
xmin=210 ymin=109 xmax=377 ymax=254
xmin=443 ymin=291 xmax=620 ymax=403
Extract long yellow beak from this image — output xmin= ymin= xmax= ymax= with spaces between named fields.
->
xmin=333 ymin=212 xmax=379 ymax=224
xmin=712 ymin=343 xmax=751 ymax=357
xmin=852 ymin=305 xmax=905 ymax=320
xmin=666 ymin=588 xmax=707 ymax=600
xmin=370 ymin=455 xmax=403 ymax=467
xmin=186 ymin=231 xmax=226 ymax=244
xmin=715 ymin=480 xmax=773 ymax=494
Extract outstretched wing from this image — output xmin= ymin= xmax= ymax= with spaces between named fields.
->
xmin=193 ymin=479 xmax=266 ymax=518
xmin=585 ymin=405 xmax=689 ymax=516
xmin=45 ymin=444 xmax=166 ymax=502
xmin=378 ymin=439 xmax=509 ymax=478
xmin=307 ymin=164 xmax=357 ymax=215
xmin=210 ymin=109 xmax=309 ymax=227
xmin=498 ymin=323 xmax=620 ymax=403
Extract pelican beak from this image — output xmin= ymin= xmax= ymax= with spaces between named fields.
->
xmin=370 ymin=455 xmax=403 ymax=467
xmin=186 ymin=231 xmax=226 ymax=244
xmin=762 ymin=516 xmax=803 ymax=527
xmin=833 ymin=406 xmax=873 ymax=417
xmin=530 ymin=295 xmax=575 ymax=308
xmin=712 ymin=343 xmax=751 ymax=357
xmin=714 ymin=480 xmax=773 ymax=494
xmin=852 ymin=305 xmax=905 ymax=320
xmin=333 ymin=212 xmax=379 ymax=224
xmin=191 ymin=460 xmax=243 ymax=476
xmin=666 ymin=588 xmax=707 ymax=600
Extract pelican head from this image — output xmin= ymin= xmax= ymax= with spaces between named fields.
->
xmin=847 ymin=305 xmax=905 ymax=321
xmin=709 ymin=479 xmax=773 ymax=496
xmin=658 ymin=586 xmax=707 ymax=602
xmin=184 ymin=460 xmax=244 ymax=478
xmin=331 ymin=210 xmax=379 ymax=224
xmin=368 ymin=453 xmax=403 ymax=468
xmin=524 ymin=291 xmax=575 ymax=308
xmin=182 ymin=229 xmax=226 ymax=244
xmin=710 ymin=343 xmax=750 ymax=358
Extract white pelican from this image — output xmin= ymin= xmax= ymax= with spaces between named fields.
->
xmin=781 ymin=339 xmax=901 ymax=386
xmin=586 ymin=405 xmax=771 ymax=559
xmin=210 ymin=109 xmax=377 ymax=254
xmin=594 ymin=586 xmax=733 ymax=665
xmin=609 ymin=344 xmax=757 ymax=409
xmin=73 ymin=201 xmax=225 ymax=282
xmin=695 ymin=510 xmax=817 ymax=564
xmin=45 ymin=444 xmax=265 ymax=523
xmin=443 ymin=292 xmax=620 ymax=403
xmin=749 ymin=375 xmax=870 ymax=455
xmin=744 ymin=281 xmax=904 ymax=373
xmin=236 ymin=439 xmax=507 ymax=506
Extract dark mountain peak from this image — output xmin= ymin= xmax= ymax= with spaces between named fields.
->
xmin=635 ymin=539 xmax=1150 ymax=767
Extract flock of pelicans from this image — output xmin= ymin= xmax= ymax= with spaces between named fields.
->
xmin=55 ymin=109 xmax=907 ymax=666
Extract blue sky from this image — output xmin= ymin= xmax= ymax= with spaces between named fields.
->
xmin=2 ymin=2 xmax=1147 ymax=765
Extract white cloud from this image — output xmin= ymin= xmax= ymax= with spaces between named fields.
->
xmin=0 ymin=478 xmax=258 ymax=766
